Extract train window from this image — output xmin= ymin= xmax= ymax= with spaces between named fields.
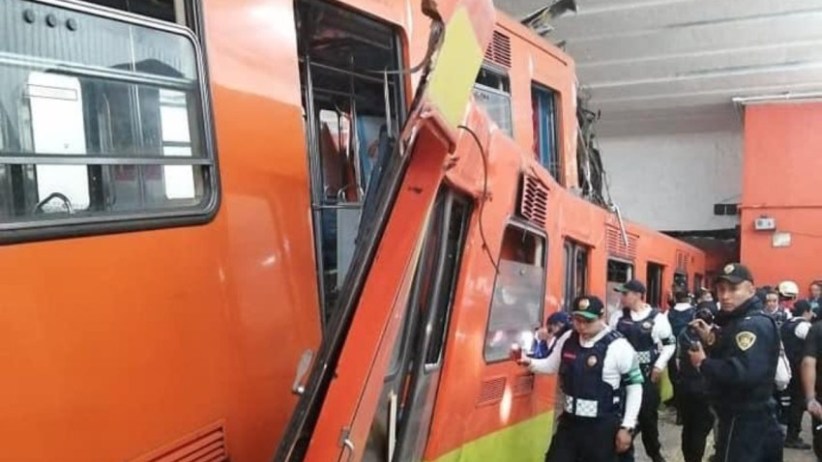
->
xmin=484 ymin=224 xmax=546 ymax=362
xmin=563 ymin=240 xmax=589 ymax=310
xmin=674 ymin=272 xmax=688 ymax=293
xmin=532 ymin=84 xmax=561 ymax=183
xmin=0 ymin=0 xmax=215 ymax=240
xmin=646 ymin=262 xmax=664 ymax=308
xmin=295 ymin=0 xmax=404 ymax=322
xmin=694 ymin=273 xmax=704 ymax=293
xmin=606 ymin=259 xmax=634 ymax=315
xmin=81 ymin=0 xmax=179 ymax=23
xmin=473 ymin=67 xmax=513 ymax=136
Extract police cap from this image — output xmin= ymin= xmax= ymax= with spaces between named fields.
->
xmin=715 ymin=263 xmax=754 ymax=285
xmin=571 ymin=295 xmax=605 ymax=320
xmin=614 ymin=279 xmax=646 ymax=294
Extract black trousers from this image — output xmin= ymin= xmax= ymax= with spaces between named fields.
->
xmin=782 ymin=377 xmax=806 ymax=440
xmin=714 ymin=407 xmax=783 ymax=462
xmin=679 ymin=391 xmax=714 ymax=462
xmin=812 ymin=416 xmax=822 ymax=460
xmin=546 ymin=414 xmax=620 ymax=462
xmin=668 ymin=355 xmax=680 ymax=410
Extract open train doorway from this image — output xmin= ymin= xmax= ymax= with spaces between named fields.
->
xmin=646 ymin=262 xmax=664 ymax=308
xmin=295 ymin=0 xmax=405 ymax=327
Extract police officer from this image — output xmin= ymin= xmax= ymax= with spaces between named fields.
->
xmin=667 ymin=289 xmax=695 ymax=423
xmin=519 ymin=295 xmax=644 ymax=462
xmin=687 ymin=263 xmax=784 ymax=461
xmin=611 ymin=279 xmax=674 ymax=462
xmin=801 ymin=318 xmax=822 ymax=458
xmin=781 ymin=300 xmax=813 ymax=449
xmin=677 ymin=302 xmax=716 ymax=462
xmin=531 ymin=311 xmax=572 ymax=359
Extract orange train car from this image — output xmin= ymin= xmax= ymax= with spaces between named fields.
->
xmin=0 ymin=1 xmax=703 ymax=462
xmin=356 ymin=15 xmax=708 ymax=461
xmin=281 ymin=8 xmax=706 ymax=462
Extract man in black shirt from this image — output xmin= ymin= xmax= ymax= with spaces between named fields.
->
xmin=802 ymin=319 xmax=822 ymax=458
xmin=677 ymin=303 xmax=716 ymax=462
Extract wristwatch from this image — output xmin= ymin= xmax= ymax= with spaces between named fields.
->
xmin=620 ymin=426 xmax=636 ymax=436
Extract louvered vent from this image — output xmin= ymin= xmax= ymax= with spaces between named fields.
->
xmin=676 ymin=250 xmax=688 ymax=273
xmin=477 ymin=376 xmax=506 ymax=406
xmin=519 ymin=175 xmax=549 ymax=228
xmin=512 ymin=374 xmax=534 ymax=396
xmin=484 ymin=31 xmax=512 ymax=68
xmin=605 ymin=226 xmax=637 ymax=260
xmin=132 ymin=421 xmax=228 ymax=462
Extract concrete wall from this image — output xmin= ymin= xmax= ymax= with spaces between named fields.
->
xmin=740 ymin=102 xmax=822 ymax=290
xmin=598 ymin=129 xmax=742 ymax=232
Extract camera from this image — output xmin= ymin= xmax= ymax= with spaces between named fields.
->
xmin=695 ymin=307 xmax=714 ymax=325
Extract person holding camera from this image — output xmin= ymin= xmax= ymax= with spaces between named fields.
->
xmin=687 ymin=264 xmax=784 ymax=461
xmin=676 ymin=302 xmax=717 ymax=462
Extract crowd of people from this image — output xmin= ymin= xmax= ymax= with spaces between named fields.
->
xmin=514 ymin=264 xmax=822 ymax=462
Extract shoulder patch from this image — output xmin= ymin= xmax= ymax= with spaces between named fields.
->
xmin=736 ymin=331 xmax=757 ymax=351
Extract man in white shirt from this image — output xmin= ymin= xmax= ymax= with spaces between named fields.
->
xmin=518 ymin=295 xmax=644 ymax=462
xmin=611 ymin=280 xmax=674 ymax=462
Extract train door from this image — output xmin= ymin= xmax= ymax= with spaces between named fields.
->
xmin=646 ymin=262 xmax=664 ymax=308
xmin=363 ymin=191 xmax=470 ymax=462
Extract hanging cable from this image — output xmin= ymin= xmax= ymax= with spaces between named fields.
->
xmin=458 ymin=124 xmax=500 ymax=275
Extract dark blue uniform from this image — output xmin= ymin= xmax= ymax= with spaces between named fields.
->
xmin=547 ymin=330 xmax=626 ymax=462
xmin=616 ymin=308 xmax=666 ymax=462
xmin=667 ymin=306 xmax=695 ymax=419
xmin=701 ymin=296 xmax=783 ymax=461
xmin=677 ymin=326 xmax=714 ymax=462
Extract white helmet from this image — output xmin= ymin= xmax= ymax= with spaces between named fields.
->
xmin=778 ymin=280 xmax=800 ymax=298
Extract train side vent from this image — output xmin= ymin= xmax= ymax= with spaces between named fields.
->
xmin=131 ymin=421 xmax=228 ymax=462
xmin=518 ymin=174 xmax=549 ymax=228
xmin=512 ymin=373 xmax=535 ymax=396
xmin=605 ymin=226 xmax=637 ymax=260
xmin=477 ymin=376 xmax=507 ymax=407
xmin=484 ymin=31 xmax=512 ymax=68
xmin=676 ymin=250 xmax=688 ymax=273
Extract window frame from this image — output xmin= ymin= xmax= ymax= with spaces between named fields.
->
xmin=646 ymin=261 xmax=665 ymax=308
xmin=483 ymin=218 xmax=548 ymax=364
xmin=694 ymin=273 xmax=704 ymax=294
xmin=472 ymin=64 xmax=513 ymax=137
xmin=563 ymin=239 xmax=589 ymax=311
xmin=0 ymin=0 xmax=220 ymax=244
xmin=531 ymin=82 xmax=562 ymax=184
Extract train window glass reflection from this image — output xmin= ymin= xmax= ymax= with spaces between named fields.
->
xmin=563 ymin=240 xmax=589 ymax=310
xmin=606 ymin=259 xmax=634 ymax=315
xmin=484 ymin=224 xmax=546 ymax=362
xmin=473 ymin=67 xmax=513 ymax=136
xmin=0 ymin=0 xmax=215 ymax=238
